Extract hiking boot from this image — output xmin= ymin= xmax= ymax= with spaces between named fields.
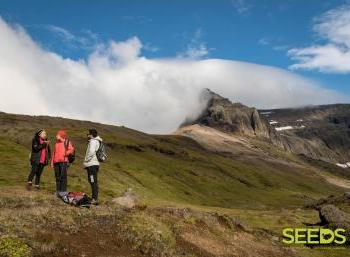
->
xmin=26 ymin=182 xmax=32 ymax=191
xmin=91 ymin=199 xmax=98 ymax=205
xmin=35 ymin=185 xmax=40 ymax=190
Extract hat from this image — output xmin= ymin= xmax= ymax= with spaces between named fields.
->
xmin=57 ymin=130 xmax=67 ymax=139
xmin=36 ymin=129 xmax=44 ymax=136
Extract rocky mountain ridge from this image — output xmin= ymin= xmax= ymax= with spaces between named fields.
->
xmin=182 ymin=89 xmax=350 ymax=165
xmin=183 ymin=89 xmax=271 ymax=138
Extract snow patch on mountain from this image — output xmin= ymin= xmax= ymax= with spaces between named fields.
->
xmin=336 ymin=162 xmax=350 ymax=168
xmin=275 ymin=125 xmax=305 ymax=131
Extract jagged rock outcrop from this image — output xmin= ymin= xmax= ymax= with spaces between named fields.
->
xmin=181 ymin=89 xmax=350 ymax=165
xmin=308 ymin=194 xmax=350 ymax=244
xmin=184 ymin=89 xmax=271 ymax=138
xmin=318 ymin=204 xmax=350 ymax=225
xmin=318 ymin=205 xmax=350 ymax=243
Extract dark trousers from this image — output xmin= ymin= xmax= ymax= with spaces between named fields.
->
xmin=28 ymin=163 xmax=45 ymax=185
xmin=86 ymin=165 xmax=99 ymax=200
xmin=54 ymin=163 xmax=68 ymax=192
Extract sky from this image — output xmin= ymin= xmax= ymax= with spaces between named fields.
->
xmin=0 ymin=0 xmax=349 ymax=133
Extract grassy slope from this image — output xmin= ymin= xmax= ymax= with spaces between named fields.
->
xmin=0 ymin=112 xmax=349 ymax=257
xmin=0 ymin=188 xmax=302 ymax=257
xmin=0 ymin=112 xmax=345 ymax=208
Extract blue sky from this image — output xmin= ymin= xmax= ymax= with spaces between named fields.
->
xmin=0 ymin=0 xmax=349 ymax=97
xmin=0 ymin=0 xmax=349 ymax=132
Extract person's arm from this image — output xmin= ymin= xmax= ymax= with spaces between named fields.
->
xmin=32 ymin=138 xmax=46 ymax=152
xmin=84 ymin=140 xmax=98 ymax=162
xmin=66 ymin=141 xmax=74 ymax=156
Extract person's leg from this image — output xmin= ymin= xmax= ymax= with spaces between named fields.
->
xmin=54 ymin=164 xmax=61 ymax=193
xmin=86 ymin=166 xmax=93 ymax=195
xmin=60 ymin=163 xmax=68 ymax=192
xmin=91 ymin=166 xmax=99 ymax=201
xmin=27 ymin=164 xmax=37 ymax=190
xmin=27 ymin=164 xmax=37 ymax=183
xmin=34 ymin=164 xmax=44 ymax=189
xmin=86 ymin=166 xmax=98 ymax=201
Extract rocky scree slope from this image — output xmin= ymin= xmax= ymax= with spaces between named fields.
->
xmin=261 ymin=104 xmax=350 ymax=164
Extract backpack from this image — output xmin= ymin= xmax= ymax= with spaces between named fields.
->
xmin=58 ymin=191 xmax=91 ymax=207
xmin=64 ymin=139 xmax=76 ymax=164
xmin=96 ymin=140 xmax=107 ymax=162
xmin=67 ymin=192 xmax=91 ymax=206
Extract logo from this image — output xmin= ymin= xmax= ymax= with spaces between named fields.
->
xmin=282 ymin=228 xmax=347 ymax=245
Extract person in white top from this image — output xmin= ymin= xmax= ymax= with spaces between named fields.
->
xmin=84 ymin=129 xmax=102 ymax=205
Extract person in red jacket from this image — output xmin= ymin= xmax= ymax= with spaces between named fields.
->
xmin=51 ymin=130 xmax=74 ymax=194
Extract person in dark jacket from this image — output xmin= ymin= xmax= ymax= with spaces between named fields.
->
xmin=27 ymin=129 xmax=51 ymax=190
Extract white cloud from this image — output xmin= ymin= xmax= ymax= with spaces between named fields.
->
xmin=177 ymin=28 xmax=210 ymax=59
xmin=0 ymin=17 xmax=347 ymax=133
xmin=46 ymin=25 xmax=98 ymax=49
xmin=47 ymin=25 xmax=75 ymax=41
xmin=143 ymin=43 xmax=159 ymax=53
xmin=230 ymin=0 xmax=251 ymax=14
xmin=178 ymin=43 xmax=209 ymax=59
xmin=288 ymin=4 xmax=350 ymax=73
xmin=258 ymin=38 xmax=270 ymax=46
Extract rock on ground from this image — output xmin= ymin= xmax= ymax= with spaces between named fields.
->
xmin=112 ymin=188 xmax=139 ymax=208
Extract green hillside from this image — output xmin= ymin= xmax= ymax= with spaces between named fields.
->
xmin=0 ymin=112 xmax=345 ymax=208
xmin=0 ymin=112 xmax=349 ymax=257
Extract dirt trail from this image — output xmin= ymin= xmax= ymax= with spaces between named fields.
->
xmin=320 ymin=173 xmax=350 ymax=189
xmin=174 ymin=124 xmax=253 ymax=153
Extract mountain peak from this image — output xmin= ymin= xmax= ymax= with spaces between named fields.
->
xmin=203 ymin=88 xmax=244 ymax=107
xmin=185 ymin=89 xmax=270 ymax=137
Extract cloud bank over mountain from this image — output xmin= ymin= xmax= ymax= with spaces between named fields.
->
xmin=0 ymin=18 xmax=347 ymax=133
